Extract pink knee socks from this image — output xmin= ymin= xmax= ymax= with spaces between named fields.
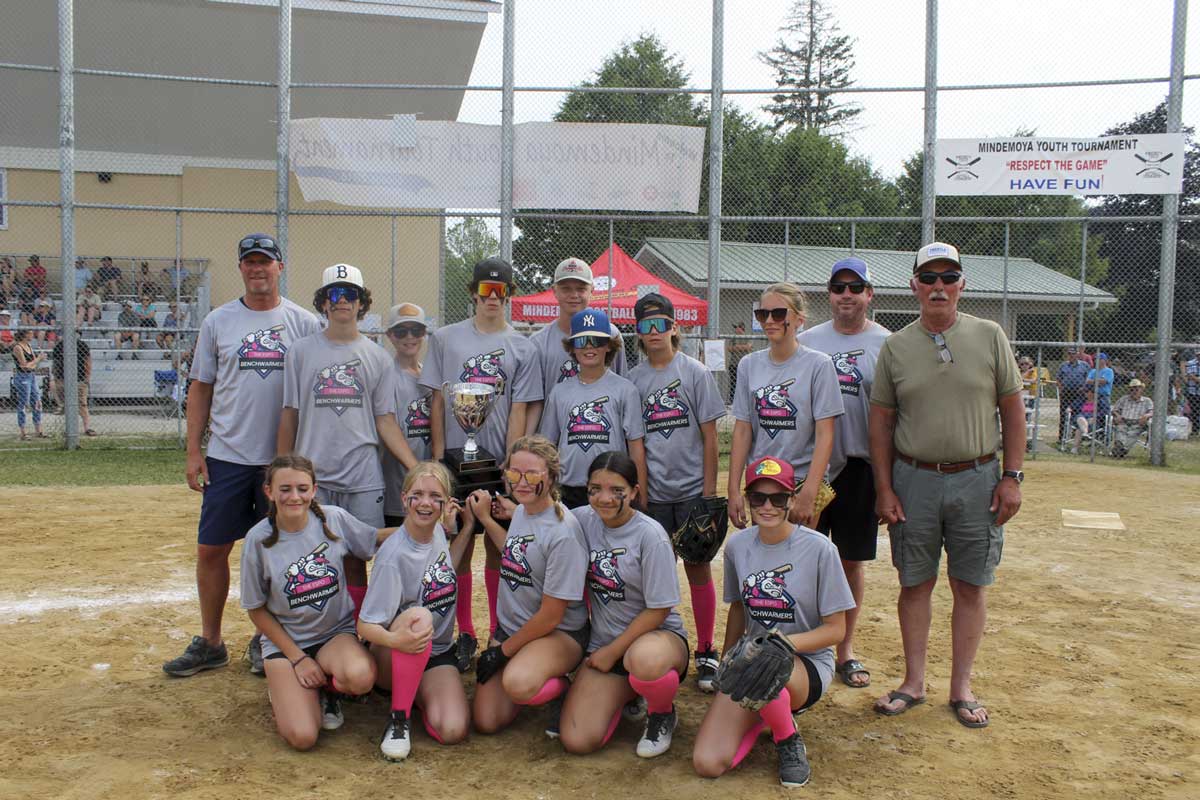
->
xmin=759 ymin=689 xmax=796 ymax=743
xmin=689 ymin=580 xmax=717 ymax=652
xmin=390 ymin=641 xmax=432 ymax=714
xmin=515 ymin=676 xmax=568 ymax=707
xmin=484 ymin=568 xmax=500 ymax=638
xmin=455 ymin=571 xmax=475 ymax=638
xmin=628 ymin=669 xmax=680 ymax=714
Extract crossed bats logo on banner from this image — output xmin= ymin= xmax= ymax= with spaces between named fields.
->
xmin=945 ymin=155 xmax=981 ymax=181
xmin=1134 ymin=151 xmax=1174 ymax=179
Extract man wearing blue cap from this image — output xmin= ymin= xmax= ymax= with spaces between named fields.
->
xmin=1086 ymin=352 xmax=1114 ymax=420
xmin=798 ymin=256 xmax=890 ymax=690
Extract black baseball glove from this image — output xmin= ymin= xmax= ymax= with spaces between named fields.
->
xmin=671 ymin=495 xmax=729 ymax=564
xmin=714 ymin=631 xmax=797 ymax=710
xmin=475 ymin=645 xmax=510 ymax=684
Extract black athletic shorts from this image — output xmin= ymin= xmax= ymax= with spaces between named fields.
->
xmin=586 ymin=629 xmax=690 ymax=679
xmin=816 ymin=457 xmax=878 ymax=562
xmin=560 ymin=485 xmax=589 ymax=510
xmin=794 ymin=654 xmax=823 ymax=712
xmin=493 ymin=622 xmax=591 ymax=658
xmin=426 ymin=648 xmax=458 ymax=671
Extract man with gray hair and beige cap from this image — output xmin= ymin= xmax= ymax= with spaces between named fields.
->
xmin=1110 ymin=378 xmax=1152 ymax=458
xmin=526 ymin=256 xmax=627 ymax=433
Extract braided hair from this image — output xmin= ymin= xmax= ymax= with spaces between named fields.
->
xmin=505 ymin=435 xmax=565 ymax=520
xmin=262 ymin=454 xmax=341 ymax=548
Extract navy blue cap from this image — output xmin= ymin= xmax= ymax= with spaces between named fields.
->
xmin=831 ymin=256 xmax=871 ymax=284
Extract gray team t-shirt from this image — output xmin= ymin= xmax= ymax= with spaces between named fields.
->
xmin=382 ymin=367 xmax=433 ymax=516
xmin=530 ymin=318 xmax=627 ymax=401
xmin=358 ymin=524 xmax=457 ymax=656
xmin=239 ymin=505 xmax=378 ymax=658
xmin=797 ymin=320 xmax=890 ymax=480
xmin=283 ymin=333 xmax=397 ymax=493
xmin=190 ymin=298 xmax=320 ymax=466
xmin=537 ymin=370 xmax=645 ymax=487
xmin=628 ymin=351 xmax=726 ymax=502
xmin=571 ymin=506 xmax=686 ymax=651
xmin=419 ymin=318 xmax=542 ymax=460
xmin=497 ymin=504 xmax=589 ymax=635
xmin=732 ymin=345 xmax=845 ymax=480
xmin=722 ymin=525 xmax=856 ymax=693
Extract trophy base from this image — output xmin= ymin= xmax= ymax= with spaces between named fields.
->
xmin=444 ymin=446 xmax=498 ymax=474
xmin=442 ymin=448 xmax=505 ymax=516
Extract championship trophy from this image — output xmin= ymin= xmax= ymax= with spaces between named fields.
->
xmin=442 ymin=382 xmax=506 ymax=505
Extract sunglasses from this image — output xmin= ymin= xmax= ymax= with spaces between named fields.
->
xmin=636 ymin=317 xmax=673 ymax=335
xmin=753 ymin=307 xmax=789 ymax=324
xmin=571 ymin=335 xmax=608 ymax=349
xmin=476 ymin=281 xmax=510 ymax=300
xmin=389 ymin=324 xmax=426 ymax=339
xmin=325 ymin=286 xmax=360 ymax=304
xmin=238 ymin=236 xmax=278 ymax=255
xmin=829 ymin=281 xmax=868 ymax=295
xmin=745 ymin=490 xmax=792 ymax=509
xmin=504 ymin=468 xmax=547 ymax=486
xmin=933 ymin=332 xmax=953 ymax=364
xmin=916 ymin=271 xmax=962 ymax=285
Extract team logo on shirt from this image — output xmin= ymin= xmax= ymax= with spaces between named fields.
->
xmin=643 ymin=378 xmax=691 ymax=438
xmin=237 ymin=325 xmax=288 ymax=378
xmin=283 ymin=542 xmax=341 ymax=611
xmin=500 ymin=534 xmax=536 ymax=590
xmin=556 ymin=358 xmax=580 ymax=384
xmin=566 ymin=395 xmax=612 ymax=450
xmin=420 ymin=552 xmax=457 ymax=617
xmin=587 ymin=547 xmax=628 ymax=604
xmin=753 ymin=379 xmax=798 ymax=438
xmin=831 ymin=350 xmax=865 ymax=396
xmin=313 ymin=359 xmax=365 ymax=416
xmin=460 ymin=349 xmax=508 ymax=396
xmin=741 ymin=564 xmax=797 ymax=627
xmin=405 ymin=394 xmax=432 ymax=442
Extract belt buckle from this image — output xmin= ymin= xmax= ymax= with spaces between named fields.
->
xmin=935 ymin=461 xmax=944 ymax=474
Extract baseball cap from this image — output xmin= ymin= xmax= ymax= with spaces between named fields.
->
xmin=569 ymin=309 xmax=613 ymax=339
xmin=913 ymin=242 xmax=962 ymax=273
xmin=831 ymin=256 xmax=871 ymax=284
xmin=386 ymin=302 xmax=428 ymax=330
xmin=553 ymin=257 xmax=593 ymax=286
xmin=472 ymin=257 xmax=513 ymax=286
xmin=634 ymin=292 xmax=674 ymax=322
xmin=1097 ymin=351 xmax=1109 ymax=361
xmin=0 ymin=309 xmax=11 ymax=317
xmin=237 ymin=233 xmax=282 ymax=262
xmin=319 ymin=263 xmax=365 ymax=290
xmin=744 ymin=456 xmax=796 ymax=492
xmin=1129 ymin=378 xmax=1145 ymax=388
xmin=38 ymin=299 xmax=51 ymax=306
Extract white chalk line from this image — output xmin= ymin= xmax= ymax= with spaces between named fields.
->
xmin=0 ymin=584 xmax=239 ymax=620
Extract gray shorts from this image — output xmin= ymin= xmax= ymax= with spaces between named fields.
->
xmin=315 ymin=486 xmax=385 ymax=528
xmin=887 ymin=458 xmax=1004 ymax=588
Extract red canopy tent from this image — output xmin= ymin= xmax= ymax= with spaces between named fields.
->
xmin=511 ymin=244 xmax=708 ymax=326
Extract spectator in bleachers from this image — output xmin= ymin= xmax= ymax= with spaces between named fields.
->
xmin=77 ymin=283 xmax=102 ymax=326
xmin=51 ymin=333 xmax=96 ymax=437
xmin=1110 ymin=379 xmax=1152 ymax=458
xmin=0 ymin=309 xmax=14 ymax=354
xmin=1086 ymin=352 xmax=1114 ymax=420
xmin=31 ymin=299 xmax=57 ymax=346
xmin=135 ymin=292 xmax=158 ymax=335
xmin=11 ymin=328 xmax=47 ymax=440
xmin=17 ymin=278 xmax=38 ymax=324
xmin=24 ymin=255 xmax=47 ymax=294
xmin=161 ymin=264 xmax=191 ymax=297
xmin=156 ymin=301 xmax=180 ymax=351
xmin=96 ymin=256 xmax=122 ymax=296
xmin=1069 ymin=389 xmax=1101 ymax=455
xmin=1056 ymin=347 xmax=1089 ymax=446
xmin=0 ymin=272 xmax=15 ymax=308
xmin=0 ymin=256 xmax=14 ymax=280
xmin=74 ymin=258 xmax=93 ymax=292
xmin=135 ymin=262 xmax=160 ymax=299
xmin=115 ymin=301 xmax=141 ymax=359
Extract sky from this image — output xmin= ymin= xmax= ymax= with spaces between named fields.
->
xmin=456 ymin=0 xmax=1198 ymax=180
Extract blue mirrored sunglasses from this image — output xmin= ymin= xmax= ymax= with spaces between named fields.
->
xmin=325 ymin=286 xmax=360 ymax=304
xmin=636 ymin=317 xmax=673 ymax=335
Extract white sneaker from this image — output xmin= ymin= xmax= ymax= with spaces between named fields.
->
xmin=636 ymin=707 xmax=677 ymax=758
xmin=380 ymin=710 xmax=411 ymax=761
xmin=320 ymin=691 xmax=344 ymax=731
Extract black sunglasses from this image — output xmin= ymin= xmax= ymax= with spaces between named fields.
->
xmin=238 ymin=236 xmax=279 ymax=255
xmin=753 ymin=307 xmax=789 ymax=324
xmin=916 ymin=271 xmax=962 ymax=285
xmin=745 ymin=490 xmax=791 ymax=509
xmin=829 ymin=281 xmax=868 ymax=295
xmin=389 ymin=324 xmax=426 ymax=339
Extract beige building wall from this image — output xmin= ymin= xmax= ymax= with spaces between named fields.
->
xmin=1 ymin=166 xmax=442 ymax=321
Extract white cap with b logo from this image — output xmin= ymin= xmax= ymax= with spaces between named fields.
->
xmin=320 ymin=263 xmax=365 ymax=289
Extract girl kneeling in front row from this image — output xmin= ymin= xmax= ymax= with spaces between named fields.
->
xmin=240 ymin=454 xmax=398 ymax=750
xmin=693 ymin=456 xmax=855 ymax=788
xmin=559 ymin=452 xmax=690 ymax=759
xmin=466 ymin=435 xmax=589 ymax=738
xmin=358 ymin=462 xmax=472 ymax=761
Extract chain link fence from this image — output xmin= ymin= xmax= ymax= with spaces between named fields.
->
xmin=1 ymin=0 xmax=1196 ymax=466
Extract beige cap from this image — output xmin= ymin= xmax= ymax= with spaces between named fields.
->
xmin=554 ymin=257 xmax=593 ymax=285
xmin=386 ymin=302 xmax=428 ymax=330
xmin=1128 ymin=378 xmax=1145 ymax=388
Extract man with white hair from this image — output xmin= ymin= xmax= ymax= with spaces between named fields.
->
xmin=1110 ymin=379 xmax=1153 ymax=458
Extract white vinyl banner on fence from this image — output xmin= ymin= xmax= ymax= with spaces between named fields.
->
xmin=290 ymin=119 xmax=706 ymax=212
xmin=936 ymin=134 xmax=1185 ymax=196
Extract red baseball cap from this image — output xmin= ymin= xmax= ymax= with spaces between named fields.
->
xmin=745 ymin=456 xmax=796 ymax=492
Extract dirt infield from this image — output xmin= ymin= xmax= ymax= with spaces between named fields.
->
xmin=2 ymin=462 xmax=1197 ymax=800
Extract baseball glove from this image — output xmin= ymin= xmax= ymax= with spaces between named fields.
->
xmin=714 ymin=630 xmax=797 ymax=710
xmin=796 ymin=477 xmax=837 ymax=518
xmin=670 ymin=495 xmax=729 ymax=564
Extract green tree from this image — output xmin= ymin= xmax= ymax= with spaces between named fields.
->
xmin=760 ymin=0 xmax=862 ymax=136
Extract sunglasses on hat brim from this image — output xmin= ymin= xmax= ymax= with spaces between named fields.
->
xmin=238 ymin=236 xmax=280 ymax=257
xmin=915 ymin=271 xmax=962 ymax=285
xmin=636 ymin=317 xmax=673 ymax=335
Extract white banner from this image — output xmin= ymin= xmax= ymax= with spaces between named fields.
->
xmin=289 ymin=118 xmax=706 ymax=212
xmin=936 ymin=134 xmax=1185 ymax=196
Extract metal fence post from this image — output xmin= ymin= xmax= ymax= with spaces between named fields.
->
xmin=921 ymin=0 xmax=938 ymax=245
xmin=175 ymin=210 xmax=184 ymax=447
xmin=607 ymin=219 xmax=615 ymax=321
xmin=499 ymin=0 xmax=515 ymax=262
xmin=390 ymin=214 xmax=398 ymax=307
xmin=707 ymin=0 xmax=724 ymax=340
xmin=1031 ymin=345 xmax=1043 ymax=460
xmin=276 ymin=0 xmax=292 ymax=295
xmin=59 ymin=0 xmax=79 ymax=450
xmin=1152 ymin=0 xmax=1188 ymax=467
xmin=1001 ymin=222 xmax=1010 ymax=332
xmin=1076 ymin=221 xmax=1088 ymax=344
xmin=850 ymin=220 xmax=857 ymax=254
xmin=783 ymin=221 xmax=790 ymax=282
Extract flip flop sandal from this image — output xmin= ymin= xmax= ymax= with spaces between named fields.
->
xmin=950 ymin=699 xmax=989 ymax=728
xmin=835 ymin=659 xmax=871 ymax=688
xmin=874 ymin=691 xmax=926 ymax=716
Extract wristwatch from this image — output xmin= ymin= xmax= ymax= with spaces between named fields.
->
xmin=1002 ymin=469 xmax=1025 ymax=484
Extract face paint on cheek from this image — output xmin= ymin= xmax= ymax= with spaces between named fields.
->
xmin=533 ymin=481 xmax=545 ymax=497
